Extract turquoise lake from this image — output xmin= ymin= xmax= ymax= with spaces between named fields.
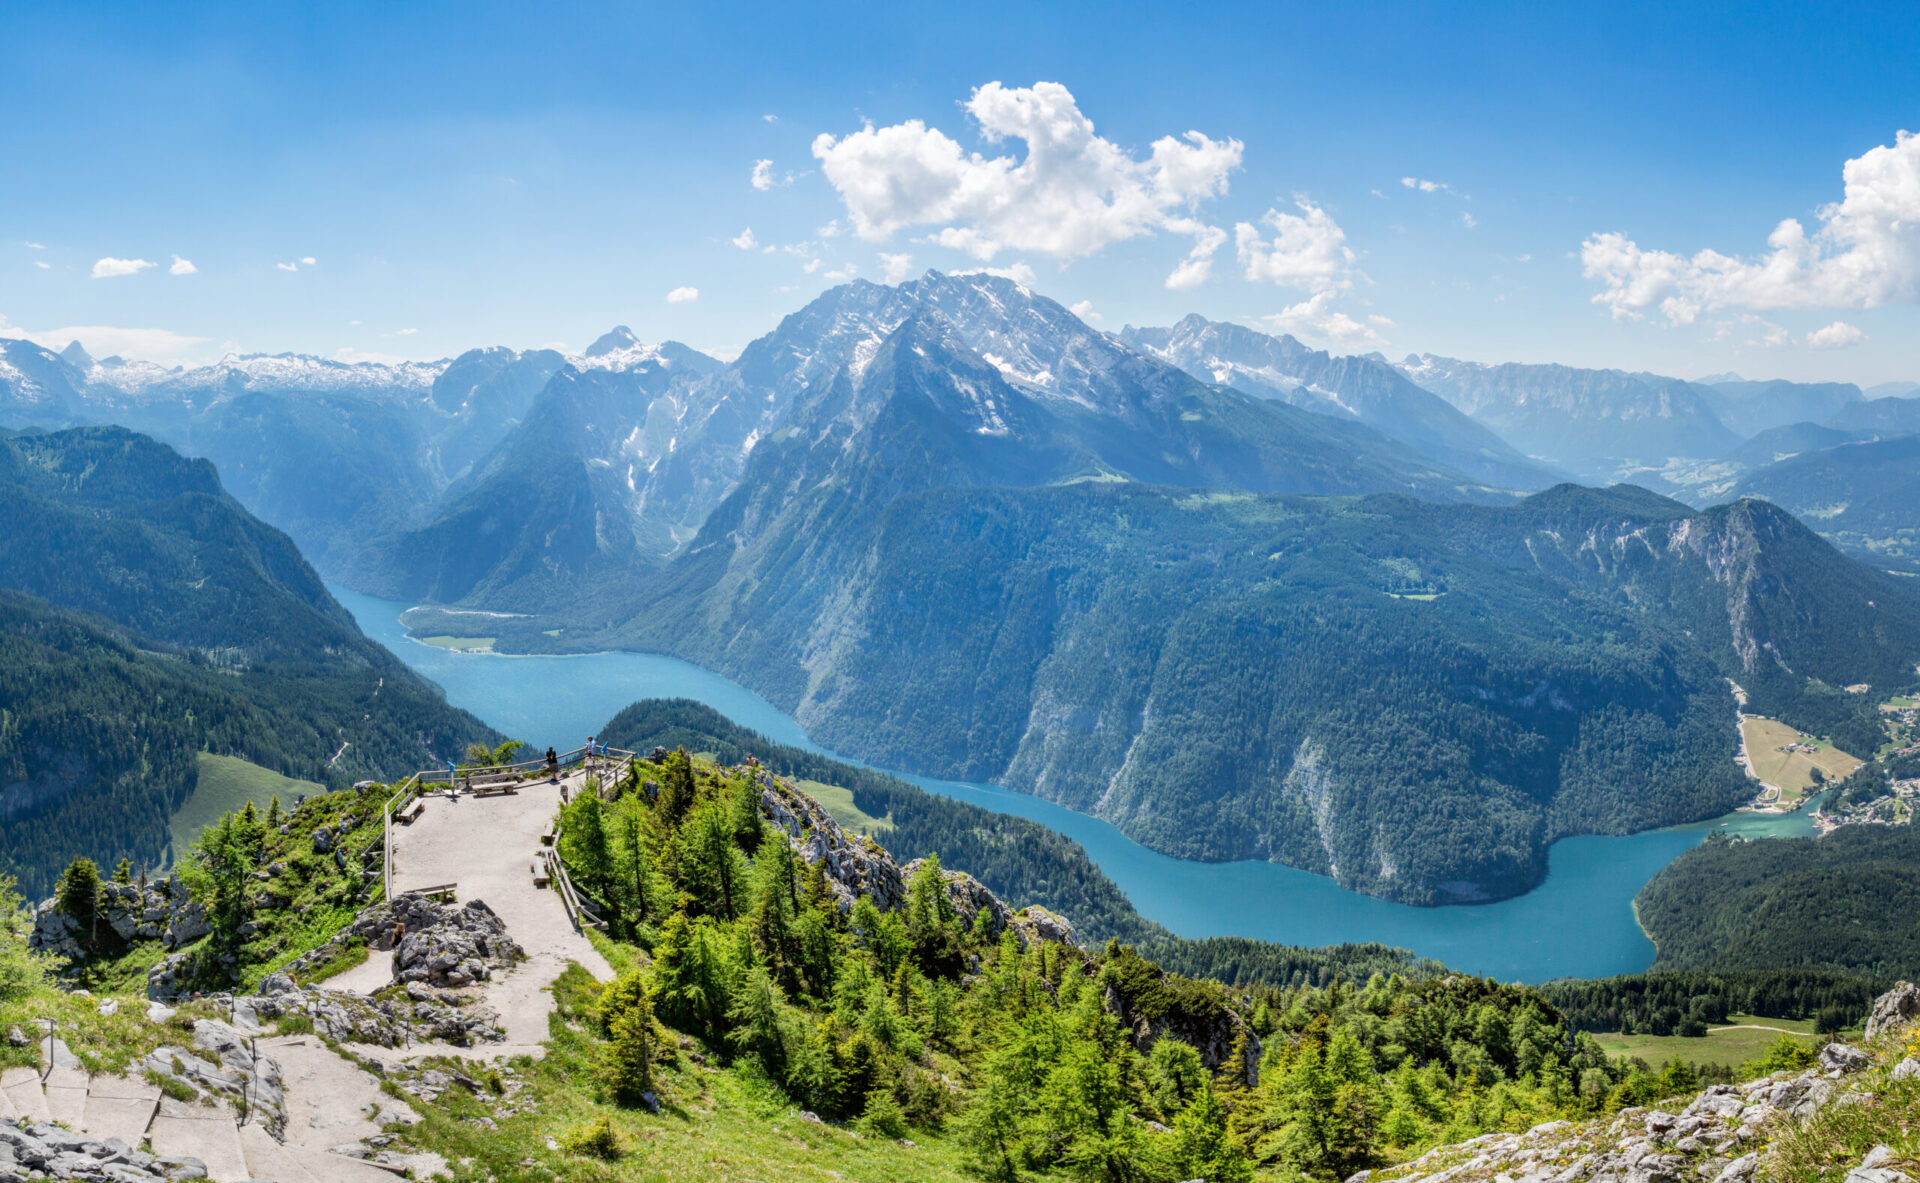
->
xmin=332 ymin=584 xmax=1819 ymax=985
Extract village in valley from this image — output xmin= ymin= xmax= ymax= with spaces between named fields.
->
xmin=1732 ymin=682 xmax=1920 ymax=830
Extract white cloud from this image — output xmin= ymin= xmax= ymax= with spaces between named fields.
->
xmin=33 ymin=261 xmax=49 ymax=270
xmin=666 ymin=285 xmax=699 ymax=304
xmin=0 ymin=315 xmax=208 ymax=362
xmin=956 ymin=262 xmax=1038 ymax=286
xmin=878 ymin=252 xmax=915 ymax=283
xmin=824 ymin=265 xmax=858 ymax=282
xmin=1515 ymin=253 xmax=1532 ymax=263
xmin=1806 ymin=320 xmax=1866 ymax=349
xmin=732 ymin=227 xmax=759 ymax=250
xmin=803 ymin=258 xmax=824 ymax=274
xmin=750 ymin=159 xmax=793 ymax=191
xmin=382 ymin=327 xmax=419 ymax=338
xmin=817 ymin=220 xmax=842 ymax=239
xmin=762 ymin=114 xmax=778 ymax=124
xmin=1069 ymin=299 xmax=1101 ymax=322
xmin=276 ymin=261 xmax=299 ymax=272
xmin=25 ymin=242 xmax=45 ymax=250
xmin=300 ymin=256 xmax=316 ymax=265
xmin=812 ymin=81 xmax=1240 ymax=271
xmin=1234 ymin=199 xmax=1356 ymax=293
xmin=1262 ymin=291 xmax=1384 ymax=345
xmin=1460 ymin=211 xmax=1477 ymax=229
xmin=169 ymin=255 xmax=197 ymax=275
xmin=1584 ymin=129 xmax=1920 ymax=324
xmin=91 ymin=257 xmax=154 ymax=279
xmin=1165 ymin=225 xmax=1228 ymax=291
xmin=1401 ymin=176 xmax=1453 ymax=194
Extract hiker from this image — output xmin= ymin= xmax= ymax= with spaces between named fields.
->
xmin=585 ymin=736 xmax=596 ymax=773
xmin=546 ymin=746 xmax=559 ymax=781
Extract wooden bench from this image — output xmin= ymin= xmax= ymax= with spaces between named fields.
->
xmin=530 ymin=856 xmax=551 ymax=887
xmin=540 ymin=824 xmax=556 ymax=847
xmin=468 ymin=775 xmax=520 ymax=797
xmin=397 ymin=799 xmax=426 ymax=824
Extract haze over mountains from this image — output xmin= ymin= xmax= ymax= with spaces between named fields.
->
xmin=5 ymin=269 xmax=1920 ymax=904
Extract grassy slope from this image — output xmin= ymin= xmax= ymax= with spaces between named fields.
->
xmin=398 ymin=965 xmax=989 ymax=1183
xmin=169 ymin=754 xmax=323 ymax=863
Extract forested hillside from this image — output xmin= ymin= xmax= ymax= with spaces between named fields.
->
xmin=1635 ymin=826 xmax=1920 ymax=978
xmin=570 ymin=464 xmax=1920 ymax=905
xmin=0 ymin=426 xmax=495 ymax=893
xmin=1733 ymin=434 xmax=1920 ymax=575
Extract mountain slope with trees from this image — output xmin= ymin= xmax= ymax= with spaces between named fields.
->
xmin=0 ymin=426 xmax=495 ymax=894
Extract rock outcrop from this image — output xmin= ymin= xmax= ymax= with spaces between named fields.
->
xmin=755 ymin=771 xmax=1082 ymax=950
xmin=284 ymin=892 xmax=525 ymax=990
xmin=140 ymin=1017 xmax=288 ymax=1139
xmin=1865 ymin=980 xmax=1920 ymax=1041
xmin=0 ymin=1116 xmax=206 ymax=1182
xmin=759 ymin=776 xmax=906 ymax=912
xmin=29 ymin=878 xmax=208 ymax=962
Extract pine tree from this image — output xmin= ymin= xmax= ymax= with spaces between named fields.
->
xmin=730 ymin=774 xmax=765 ymax=850
xmin=600 ymin=968 xmax=658 ymax=1103
xmin=657 ymin=748 xmax=697 ymax=827
xmin=1165 ymin=1078 xmax=1252 ymax=1183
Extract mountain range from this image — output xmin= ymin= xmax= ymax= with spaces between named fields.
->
xmin=6 ymin=271 xmax=1920 ymax=905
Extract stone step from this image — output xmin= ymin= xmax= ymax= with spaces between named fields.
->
xmin=83 ymin=1074 xmax=161 ymax=1144
xmin=41 ymin=1064 xmax=88 ymax=1130
xmin=0 ymin=1067 xmax=50 ymax=1124
xmin=239 ymin=1123 xmax=325 ymax=1183
xmin=148 ymin=1112 xmax=249 ymax=1183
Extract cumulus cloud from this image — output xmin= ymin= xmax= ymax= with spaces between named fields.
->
xmin=1584 ymin=129 xmax=1920 ymax=323
xmin=750 ymin=160 xmax=793 ymax=190
xmin=1806 ymin=320 xmax=1866 ymax=349
xmin=1460 ymin=211 xmax=1477 ymax=229
xmin=1165 ymin=225 xmax=1228 ymax=291
xmin=301 ymin=256 xmax=316 ymax=265
xmin=1262 ymin=291 xmax=1384 ymax=345
xmin=169 ymin=255 xmax=197 ymax=275
xmin=878 ymin=252 xmax=915 ymax=283
xmin=1401 ymin=176 xmax=1453 ymax=194
xmin=33 ymin=261 xmax=49 ymax=270
xmin=812 ymin=81 xmax=1240 ymax=287
xmin=1234 ymin=199 xmax=1356 ymax=293
xmin=732 ymin=227 xmax=759 ymax=250
xmin=91 ymin=257 xmax=154 ymax=278
xmin=276 ymin=261 xmax=301 ymax=272
xmin=0 ymin=315 xmax=208 ymax=362
xmin=1069 ymin=299 xmax=1101 ymax=322
xmin=666 ymin=286 xmax=699 ymax=304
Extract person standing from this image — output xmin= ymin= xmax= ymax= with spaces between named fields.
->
xmin=546 ymin=746 xmax=559 ymax=782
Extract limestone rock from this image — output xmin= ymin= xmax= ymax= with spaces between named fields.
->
xmin=1821 ymin=1042 xmax=1872 ymax=1075
xmin=1866 ymin=982 xmax=1920 ymax=1041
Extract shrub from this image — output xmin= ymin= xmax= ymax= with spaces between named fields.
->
xmin=560 ymin=1115 xmax=623 ymax=1159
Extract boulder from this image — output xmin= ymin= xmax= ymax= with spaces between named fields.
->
xmin=1866 ymin=982 xmax=1920 ymax=1041
xmin=1821 ymin=1042 xmax=1872 ymax=1075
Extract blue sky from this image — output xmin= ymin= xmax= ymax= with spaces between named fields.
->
xmin=3 ymin=0 xmax=1918 ymax=384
